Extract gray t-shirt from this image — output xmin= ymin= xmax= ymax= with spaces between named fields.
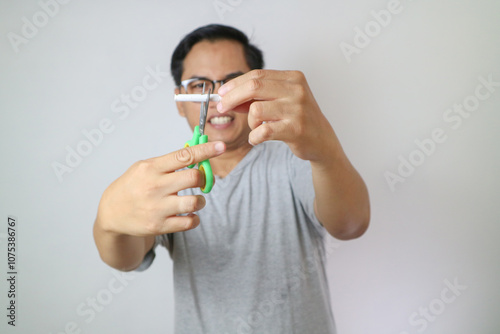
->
xmin=139 ymin=141 xmax=336 ymax=334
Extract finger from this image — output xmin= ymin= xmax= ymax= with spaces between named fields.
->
xmin=217 ymin=71 xmax=289 ymax=113
xmin=247 ymin=101 xmax=287 ymax=130
xmin=218 ymin=69 xmax=293 ymax=96
xmin=231 ymin=100 xmax=253 ymax=113
xmin=151 ymin=141 xmax=225 ymax=173
xmin=158 ymin=168 xmax=206 ymax=194
xmin=162 ymin=194 xmax=207 ymax=217
xmin=248 ymin=120 xmax=292 ymax=146
xmin=159 ymin=214 xmax=200 ymax=234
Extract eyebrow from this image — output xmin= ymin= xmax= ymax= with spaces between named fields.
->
xmin=189 ymin=71 xmax=244 ymax=81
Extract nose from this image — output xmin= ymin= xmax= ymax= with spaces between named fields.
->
xmin=207 ymin=83 xmax=220 ymax=109
xmin=208 ymin=99 xmax=218 ymax=109
xmin=212 ymin=81 xmax=223 ymax=94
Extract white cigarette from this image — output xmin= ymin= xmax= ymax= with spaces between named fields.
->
xmin=174 ymin=94 xmax=221 ymax=102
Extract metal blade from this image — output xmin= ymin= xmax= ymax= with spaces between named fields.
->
xmin=199 ymin=88 xmax=211 ymax=136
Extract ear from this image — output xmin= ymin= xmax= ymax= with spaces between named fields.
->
xmin=174 ymin=87 xmax=186 ymax=118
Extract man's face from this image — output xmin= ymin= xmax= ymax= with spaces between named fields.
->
xmin=175 ymin=39 xmax=252 ymax=150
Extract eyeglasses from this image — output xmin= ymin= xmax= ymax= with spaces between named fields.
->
xmin=179 ymin=72 xmax=243 ymax=94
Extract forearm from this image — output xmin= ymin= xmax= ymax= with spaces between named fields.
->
xmin=93 ymin=219 xmax=155 ymax=272
xmin=311 ymin=142 xmax=370 ymax=240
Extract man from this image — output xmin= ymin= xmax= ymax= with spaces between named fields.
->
xmin=93 ymin=24 xmax=370 ymax=333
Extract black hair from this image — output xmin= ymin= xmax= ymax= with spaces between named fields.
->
xmin=170 ymin=24 xmax=264 ymax=86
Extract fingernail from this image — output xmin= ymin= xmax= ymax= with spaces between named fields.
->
xmin=185 ymin=214 xmax=200 ymax=229
xmin=248 ymin=139 xmax=255 ymax=146
xmin=214 ymin=141 xmax=225 ymax=154
xmin=198 ymin=196 xmax=206 ymax=209
xmin=216 ymin=102 xmax=223 ymax=113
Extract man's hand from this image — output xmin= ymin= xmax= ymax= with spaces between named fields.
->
xmin=216 ymin=69 xmax=336 ymax=163
xmin=93 ymin=141 xmax=226 ymax=271
xmin=217 ymin=69 xmax=370 ymax=240
xmin=96 ymin=141 xmax=226 ymax=237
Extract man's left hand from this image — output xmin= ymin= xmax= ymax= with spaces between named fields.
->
xmin=217 ymin=69 xmax=337 ymax=163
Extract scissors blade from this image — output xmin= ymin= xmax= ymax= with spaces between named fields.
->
xmin=199 ymin=88 xmax=211 ymax=136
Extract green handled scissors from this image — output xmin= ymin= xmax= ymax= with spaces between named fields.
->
xmin=184 ymin=87 xmax=214 ymax=193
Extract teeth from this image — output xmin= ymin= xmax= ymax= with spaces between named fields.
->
xmin=210 ymin=116 xmax=232 ymax=125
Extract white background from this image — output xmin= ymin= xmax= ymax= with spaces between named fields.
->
xmin=1 ymin=0 xmax=499 ymax=333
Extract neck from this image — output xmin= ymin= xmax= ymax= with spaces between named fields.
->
xmin=211 ymin=142 xmax=253 ymax=178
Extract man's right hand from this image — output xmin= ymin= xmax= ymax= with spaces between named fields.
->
xmin=95 ymin=141 xmax=226 ymax=238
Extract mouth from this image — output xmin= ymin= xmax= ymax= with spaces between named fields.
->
xmin=208 ymin=115 xmax=234 ymax=126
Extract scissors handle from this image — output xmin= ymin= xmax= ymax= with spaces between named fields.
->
xmin=184 ymin=126 xmax=214 ymax=193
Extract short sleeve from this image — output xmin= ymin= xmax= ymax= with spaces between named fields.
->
xmin=134 ymin=233 xmax=172 ymax=271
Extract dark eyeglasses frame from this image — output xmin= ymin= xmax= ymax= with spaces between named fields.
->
xmin=178 ymin=72 xmax=244 ymax=93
